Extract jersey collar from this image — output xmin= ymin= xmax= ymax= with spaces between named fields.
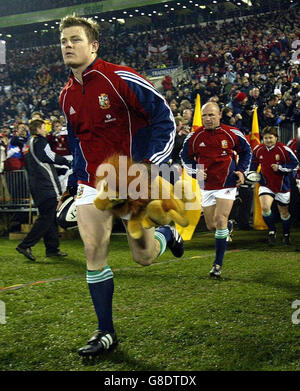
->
xmin=69 ymin=57 xmax=100 ymax=80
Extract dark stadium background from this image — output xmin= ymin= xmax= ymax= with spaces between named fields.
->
xmin=1 ymin=1 xmax=300 ymax=376
xmin=0 ymin=0 xmax=299 ymax=235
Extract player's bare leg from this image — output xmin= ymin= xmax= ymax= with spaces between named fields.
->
xmin=124 ymin=222 xmax=184 ymax=265
xmin=76 ymin=205 xmax=117 ymax=357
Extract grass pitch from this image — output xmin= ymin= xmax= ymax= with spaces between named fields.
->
xmin=1 ymin=227 xmax=300 ymax=371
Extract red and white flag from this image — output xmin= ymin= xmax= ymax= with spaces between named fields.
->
xmin=148 ymin=43 xmax=168 ymax=56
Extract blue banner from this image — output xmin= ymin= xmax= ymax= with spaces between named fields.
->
xmin=146 ymin=66 xmax=179 ymax=77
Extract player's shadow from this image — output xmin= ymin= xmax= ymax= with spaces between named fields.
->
xmin=38 ymin=256 xmax=85 ymax=270
xmin=115 ymin=268 xmax=214 ymax=284
xmin=236 ymin=270 xmax=300 ymax=296
xmin=80 ymin=347 xmax=163 ymax=371
xmin=201 ymin=332 xmax=300 ymax=370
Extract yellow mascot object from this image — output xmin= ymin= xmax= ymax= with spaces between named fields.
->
xmin=93 ymin=154 xmax=197 ymax=239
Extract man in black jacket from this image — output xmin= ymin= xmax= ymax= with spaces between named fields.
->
xmin=16 ymin=119 xmax=71 ymax=261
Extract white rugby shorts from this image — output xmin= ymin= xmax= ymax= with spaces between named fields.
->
xmin=202 ymin=187 xmax=237 ymax=208
xmin=258 ymin=186 xmax=290 ymax=205
xmin=75 ymin=184 xmax=98 ymax=206
xmin=74 ymin=183 xmax=132 ymax=220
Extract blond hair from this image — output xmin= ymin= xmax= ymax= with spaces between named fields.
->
xmin=59 ymin=15 xmax=100 ymax=42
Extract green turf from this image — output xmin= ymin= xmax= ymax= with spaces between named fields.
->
xmin=1 ymin=228 xmax=300 ymax=371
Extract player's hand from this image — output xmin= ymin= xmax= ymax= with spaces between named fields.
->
xmin=271 ymin=164 xmax=279 ymax=172
xmin=234 ymin=171 xmax=244 ymax=187
xmin=57 ymin=189 xmax=75 ymax=211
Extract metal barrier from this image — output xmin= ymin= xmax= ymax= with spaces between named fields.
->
xmin=0 ymin=170 xmax=37 ymax=213
xmin=278 ymin=122 xmax=297 ymax=144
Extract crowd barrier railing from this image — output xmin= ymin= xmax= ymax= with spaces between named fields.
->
xmin=0 ymin=169 xmax=37 ymax=214
xmin=278 ymin=122 xmax=298 ymax=144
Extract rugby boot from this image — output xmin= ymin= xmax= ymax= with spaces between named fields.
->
xmin=78 ymin=330 xmax=118 ymax=357
xmin=167 ymin=225 xmax=184 ymax=258
xmin=209 ymin=264 xmax=222 ymax=278
xmin=268 ymin=231 xmax=276 ymax=246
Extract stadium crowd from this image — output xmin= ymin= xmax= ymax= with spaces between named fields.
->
xmin=0 ymin=6 xmax=300 ymax=231
xmin=0 ymin=0 xmax=96 ymax=17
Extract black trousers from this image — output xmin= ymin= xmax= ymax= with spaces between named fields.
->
xmin=19 ymin=197 xmax=59 ymax=255
xmin=235 ymin=185 xmax=254 ymax=229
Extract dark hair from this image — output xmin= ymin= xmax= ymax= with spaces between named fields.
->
xmin=268 ymin=94 xmax=277 ymax=102
xmin=262 ymin=126 xmax=278 ymax=138
xmin=29 ymin=119 xmax=45 ymax=135
xmin=59 ymin=15 xmax=100 ymax=43
xmin=31 ymin=111 xmax=44 ymax=119
xmin=264 ymin=105 xmax=274 ymax=112
xmin=52 ymin=119 xmax=62 ymax=127
xmin=222 ymin=107 xmax=233 ymax=115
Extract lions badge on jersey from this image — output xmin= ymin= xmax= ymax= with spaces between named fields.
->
xmin=99 ymin=94 xmax=110 ymax=109
xmin=77 ymin=184 xmax=84 ymax=199
xmin=275 ymin=154 xmax=280 ymax=161
xmin=221 ymin=140 xmax=228 ymax=148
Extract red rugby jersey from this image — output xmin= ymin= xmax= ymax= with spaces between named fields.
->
xmin=250 ymin=142 xmax=299 ymax=193
xmin=60 ymin=58 xmax=175 ymax=188
xmin=180 ymin=124 xmax=252 ymax=190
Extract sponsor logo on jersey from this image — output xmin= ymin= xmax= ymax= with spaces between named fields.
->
xmin=104 ymin=114 xmax=117 ymax=123
xmin=221 ymin=140 xmax=228 ymax=148
xmin=99 ymin=94 xmax=110 ymax=109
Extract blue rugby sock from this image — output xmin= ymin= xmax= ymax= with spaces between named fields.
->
xmin=262 ymin=210 xmax=276 ymax=232
xmin=281 ymin=214 xmax=291 ymax=236
xmin=214 ymin=228 xmax=229 ymax=267
xmin=227 ymin=220 xmax=233 ymax=232
xmin=87 ymin=267 xmax=115 ymax=333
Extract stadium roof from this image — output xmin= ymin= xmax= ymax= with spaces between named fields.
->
xmin=0 ymin=0 xmax=295 ymax=28
xmin=0 ymin=0 xmax=297 ymax=49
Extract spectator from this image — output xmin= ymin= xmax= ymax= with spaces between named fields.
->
xmin=228 ymin=92 xmax=248 ymax=129
xmin=47 ymin=119 xmax=72 ymax=192
xmin=16 ymin=119 xmax=70 ymax=261
xmin=0 ymin=133 xmax=8 ymax=173
xmin=169 ymin=100 xmax=179 ymax=117
xmin=248 ymin=87 xmax=264 ymax=111
xmin=291 ymin=100 xmax=300 ymax=127
xmin=266 ymin=94 xmax=280 ymax=115
xmin=221 ymin=107 xmax=235 ymax=126
xmin=259 ymin=105 xmax=278 ymax=130
xmin=161 ymin=75 xmax=173 ymax=91
xmin=240 ymin=77 xmax=252 ymax=95
xmin=182 ymin=108 xmax=193 ymax=127
xmin=240 ymin=104 xmax=254 ymax=136
xmin=277 ymin=95 xmax=295 ymax=126
xmin=229 ymin=92 xmax=248 ymax=115
xmin=4 ymin=123 xmax=29 ymax=171
xmin=171 ymin=115 xmax=190 ymax=165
